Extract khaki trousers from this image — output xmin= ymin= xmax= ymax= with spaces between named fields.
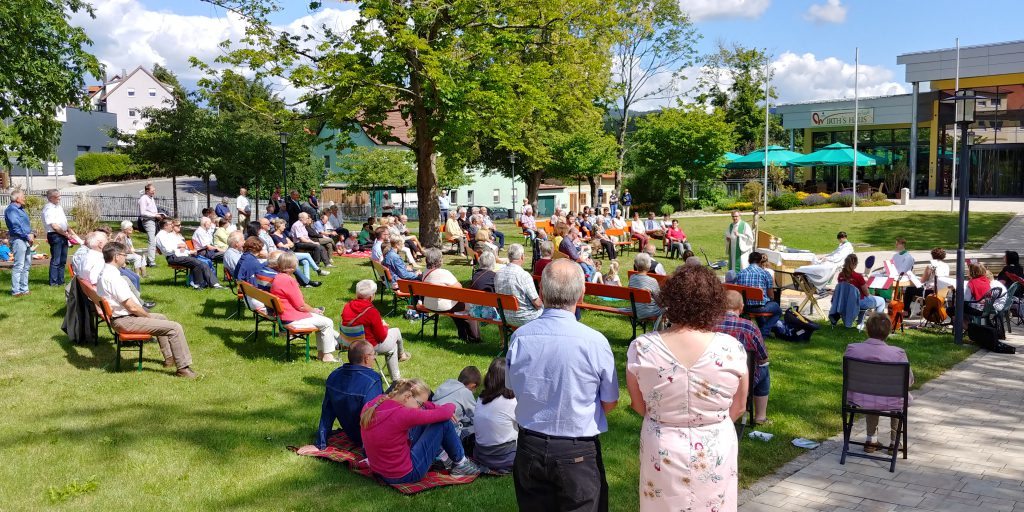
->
xmin=112 ymin=313 xmax=192 ymax=369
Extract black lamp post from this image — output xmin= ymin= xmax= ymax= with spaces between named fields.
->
xmin=279 ymin=131 xmax=290 ymax=191
xmin=943 ymin=90 xmax=981 ymax=346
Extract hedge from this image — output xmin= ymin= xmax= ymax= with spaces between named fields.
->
xmin=74 ymin=153 xmax=140 ymax=184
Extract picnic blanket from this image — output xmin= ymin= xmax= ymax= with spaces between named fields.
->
xmin=291 ymin=431 xmax=479 ymax=494
xmin=340 ymin=251 xmax=371 ymax=259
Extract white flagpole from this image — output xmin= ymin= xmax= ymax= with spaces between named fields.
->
xmin=763 ymin=55 xmax=770 ymax=215
xmin=950 ymin=38 xmax=960 ymax=212
xmin=852 ymin=47 xmax=859 ymax=212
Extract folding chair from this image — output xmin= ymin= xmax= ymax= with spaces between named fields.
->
xmin=338 ymin=325 xmax=391 ymax=388
xmin=735 ymin=349 xmax=756 ymax=437
xmin=840 ymin=357 xmax=910 ymax=473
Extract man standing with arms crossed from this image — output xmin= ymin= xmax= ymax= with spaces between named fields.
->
xmin=43 ymin=189 xmax=78 ymax=286
xmin=507 ymin=259 xmax=618 ymax=512
xmin=137 ymin=183 xmax=162 ymax=267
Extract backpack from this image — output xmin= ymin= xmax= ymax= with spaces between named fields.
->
xmin=773 ymin=307 xmax=820 ymax=342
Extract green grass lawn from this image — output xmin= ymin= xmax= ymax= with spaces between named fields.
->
xmin=0 ymin=210 xmax=1000 ymax=511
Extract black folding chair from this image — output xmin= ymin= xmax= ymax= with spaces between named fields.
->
xmin=735 ymin=349 xmax=757 ymax=437
xmin=840 ymin=357 xmax=910 ymax=472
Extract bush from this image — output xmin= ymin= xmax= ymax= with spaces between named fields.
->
xmin=74 ymin=153 xmax=139 ymax=184
xmin=795 ymin=191 xmax=809 ymax=200
xmin=870 ymin=191 xmax=888 ymax=202
xmin=69 ymin=194 xmax=102 ymax=234
xmin=740 ymin=181 xmax=763 ymax=204
xmin=768 ymin=192 xmax=801 ymax=211
xmin=801 ymin=193 xmax=829 ymax=206
xmin=695 ymin=183 xmax=728 ymax=211
xmin=726 ymin=201 xmax=754 ymax=211
xmin=659 ymin=204 xmax=675 ymax=216
xmin=828 ymin=191 xmax=855 ymax=207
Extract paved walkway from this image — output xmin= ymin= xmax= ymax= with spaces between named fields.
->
xmin=983 ymin=214 xmax=1024 ymax=251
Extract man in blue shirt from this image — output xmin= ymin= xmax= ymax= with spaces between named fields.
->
xmin=735 ymin=251 xmax=782 ymax=338
xmin=558 ymin=228 xmax=595 ymax=281
xmin=214 ymin=197 xmax=231 ymax=219
xmin=621 ymin=188 xmax=632 ymax=217
xmin=507 ymin=259 xmax=618 ymax=512
xmin=382 ymin=241 xmax=421 ymax=287
xmin=296 ymin=340 xmax=383 ymax=452
xmin=4 ymin=190 xmax=35 ymax=296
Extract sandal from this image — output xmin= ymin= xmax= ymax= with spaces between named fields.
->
xmin=754 ymin=418 xmax=774 ymax=427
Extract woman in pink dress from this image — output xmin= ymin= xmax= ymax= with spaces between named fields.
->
xmin=627 ymin=265 xmax=749 ymax=512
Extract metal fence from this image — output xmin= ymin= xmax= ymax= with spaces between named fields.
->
xmin=686 ymin=179 xmax=780 ymax=199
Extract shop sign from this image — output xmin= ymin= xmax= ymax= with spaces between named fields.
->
xmin=810 ymin=108 xmax=874 ymax=126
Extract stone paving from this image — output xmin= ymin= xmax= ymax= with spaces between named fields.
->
xmin=738 ymin=327 xmax=1024 ymax=512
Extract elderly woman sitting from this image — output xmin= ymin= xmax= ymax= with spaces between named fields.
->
xmin=114 ymin=220 xmax=147 ymax=277
xmin=422 ymin=248 xmax=481 ymax=343
xmin=445 ymin=211 xmax=468 ymax=256
xmin=269 ymin=252 xmax=340 ymax=362
xmin=341 ymin=279 xmax=411 ymax=380
xmin=628 ymin=252 xmax=663 ymax=321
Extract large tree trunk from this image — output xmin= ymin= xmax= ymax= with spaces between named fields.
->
xmin=588 ymin=175 xmax=598 ymax=209
xmin=415 ymin=146 xmax=440 ymax=247
xmin=205 ymin=174 xmax=211 ymax=208
xmin=526 ymin=170 xmax=542 ymax=206
xmin=171 ymin=174 xmax=179 ymax=218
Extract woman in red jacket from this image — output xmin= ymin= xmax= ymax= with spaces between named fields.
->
xmin=360 ymin=379 xmax=482 ymax=483
xmin=341 ymin=280 xmax=410 ymax=380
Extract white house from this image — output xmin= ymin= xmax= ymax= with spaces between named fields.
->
xmin=89 ymin=66 xmax=175 ymax=135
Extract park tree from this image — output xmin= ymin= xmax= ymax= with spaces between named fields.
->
xmin=547 ymin=127 xmax=619 ymax=208
xmin=629 ymin=106 xmax=735 ymax=209
xmin=201 ymin=0 xmax=619 ymax=247
xmin=0 ymin=0 xmax=101 ymax=171
xmin=694 ymin=42 xmax=783 ymax=150
xmin=335 ymin=147 xmax=472 ymax=213
xmin=608 ymin=0 xmax=699 ymax=191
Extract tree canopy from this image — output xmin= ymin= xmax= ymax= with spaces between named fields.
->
xmin=694 ymin=42 xmax=782 ymax=150
xmin=0 ymin=0 xmax=101 ymax=169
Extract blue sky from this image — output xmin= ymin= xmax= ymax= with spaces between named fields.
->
xmin=75 ymin=0 xmax=1024 ymax=107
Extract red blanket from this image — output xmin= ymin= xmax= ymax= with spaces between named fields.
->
xmin=291 ymin=431 xmax=479 ymax=494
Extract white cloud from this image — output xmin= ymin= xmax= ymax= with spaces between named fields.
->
xmin=678 ymin=0 xmax=772 ymax=21
xmin=804 ymin=0 xmax=847 ymax=24
xmin=71 ymin=0 xmax=360 ymax=104
xmin=771 ymin=52 xmax=906 ymax=104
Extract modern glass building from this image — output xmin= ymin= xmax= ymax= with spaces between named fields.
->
xmin=776 ymin=39 xmax=1024 ymax=198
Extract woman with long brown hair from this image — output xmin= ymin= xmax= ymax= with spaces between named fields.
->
xmin=472 ymin=357 xmax=518 ymax=472
xmin=837 ymin=253 xmax=886 ymax=315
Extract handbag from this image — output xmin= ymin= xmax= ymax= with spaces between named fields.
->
xmin=968 ymin=323 xmax=1016 ymax=353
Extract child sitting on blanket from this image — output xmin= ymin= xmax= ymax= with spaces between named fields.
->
xmin=360 ymin=379 xmax=483 ymax=483
xmin=432 ymin=366 xmax=481 ymax=436
xmin=0 ymin=234 xmax=12 ymax=262
xmin=602 ymin=260 xmax=621 ymax=286
xmin=590 ymin=259 xmax=604 ymax=284
xmin=472 ymin=357 xmax=518 ymax=473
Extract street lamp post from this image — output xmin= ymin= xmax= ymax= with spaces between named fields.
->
xmin=943 ymin=90 xmax=980 ymax=346
xmin=509 ymin=153 xmax=517 ymax=216
xmin=279 ymin=132 xmax=290 ymax=191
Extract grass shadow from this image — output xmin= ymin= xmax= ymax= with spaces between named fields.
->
xmin=209 ymin=325 xmax=292 ymax=362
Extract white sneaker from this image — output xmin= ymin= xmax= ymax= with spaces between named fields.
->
xmin=319 ymin=270 xmax=330 ymax=276
xmin=451 ymin=457 xmax=482 ymax=477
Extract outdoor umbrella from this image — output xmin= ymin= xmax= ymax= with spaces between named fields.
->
xmin=724 ymin=146 xmax=804 ymax=169
xmin=724 ymin=151 xmax=742 ymax=161
xmin=789 ymin=142 xmax=879 ymax=193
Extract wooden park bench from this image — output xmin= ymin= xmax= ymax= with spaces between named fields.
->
xmin=238 ymin=281 xmax=319 ymax=361
xmin=396 ymin=279 xmax=520 ymax=351
xmin=369 ymin=259 xmax=412 ymax=316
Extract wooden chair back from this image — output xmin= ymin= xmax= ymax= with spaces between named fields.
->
xmin=723 ymin=283 xmax=766 ymax=302
xmin=626 ymin=270 xmax=668 ymax=287
xmin=584 ymin=281 xmax=653 ymax=304
xmin=398 ymin=279 xmax=520 ymax=312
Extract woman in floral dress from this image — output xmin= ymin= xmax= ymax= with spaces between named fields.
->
xmin=627 ymin=265 xmax=749 ymax=512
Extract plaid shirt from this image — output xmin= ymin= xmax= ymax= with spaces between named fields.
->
xmin=715 ymin=312 xmax=769 ymax=382
xmin=735 ymin=264 xmax=774 ymax=306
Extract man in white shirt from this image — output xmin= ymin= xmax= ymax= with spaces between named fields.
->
xmin=291 ymin=212 xmax=333 ymax=268
xmin=154 ymin=219 xmax=222 ymax=289
xmin=236 ymin=187 xmax=251 ymax=229
xmin=71 ymin=230 xmax=108 ymax=286
xmin=97 ymin=241 xmax=196 ymax=378
xmin=43 ymin=189 xmax=77 ymax=286
xmin=892 ymin=238 xmax=915 ymax=275
xmin=438 ymin=191 xmax=451 ymax=222
xmin=137 ymin=183 xmax=162 ymax=266
xmin=192 ymin=217 xmax=223 ymax=261
xmin=480 ymin=207 xmax=505 ymax=249
xmin=796 ymin=231 xmax=855 ymax=294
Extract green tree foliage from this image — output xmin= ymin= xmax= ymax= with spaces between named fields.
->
xmin=609 ymin=0 xmax=698 ymax=190
xmin=694 ymin=42 xmax=783 ymax=150
xmin=629 ymin=106 xmax=735 ymax=209
xmin=336 ymin=147 xmax=472 ymax=194
xmin=0 ymin=0 xmax=101 ymax=168
xmin=152 ymin=63 xmax=185 ymax=97
xmin=202 ymin=0 xmax=619 ymax=246
xmin=547 ymin=127 xmax=619 ymax=208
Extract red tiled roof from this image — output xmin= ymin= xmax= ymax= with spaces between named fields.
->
xmin=538 ymin=183 xmax=564 ymax=190
xmin=361 ymin=110 xmax=412 ymax=146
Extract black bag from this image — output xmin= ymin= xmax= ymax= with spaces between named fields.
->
xmin=968 ymin=323 xmax=1016 ymax=353
xmin=773 ymin=308 xmax=819 ymax=342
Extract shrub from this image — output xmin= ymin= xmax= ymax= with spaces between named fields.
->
xmin=740 ymin=181 xmax=763 ymax=204
xmin=801 ymin=193 xmax=829 ymax=206
xmin=74 ymin=153 xmax=139 ymax=184
xmin=695 ymin=183 xmax=728 ymax=211
xmin=659 ymin=204 xmax=675 ymax=216
xmin=827 ymin=191 xmax=856 ymax=207
xmin=870 ymin=191 xmax=888 ymax=202
xmin=819 ymin=192 xmax=831 ymax=199
xmin=69 ymin=194 xmax=102 ymax=234
xmin=768 ymin=193 xmax=801 ymax=211
xmin=726 ymin=201 xmax=754 ymax=211
xmin=795 ymin=191 xmax=809 ymax=200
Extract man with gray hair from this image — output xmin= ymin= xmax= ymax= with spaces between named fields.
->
xmin=4 ymin=189 xmax=34 ymax=296
xmin=495 ymin=243 xmax=543 ymax=326
xmin=341 ymin=279 xmax=409 ymax=380
xmin=223 ymin=231 xmax=246 ymax=275
xmin=507 ymin=259 xmax=619 ymax=511
xmin=43 ymin=189 xmax=77 ymax=286
xmin=71 ymin=230 xmax=109 ymax=285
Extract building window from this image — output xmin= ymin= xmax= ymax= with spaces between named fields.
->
xmin=76 ymin=145 xmax=91 ymax=155
xmin=127 ymin=88 xmax=135 ymax=97
xmin=323 ymin=155 xmax=330 ymax=172
xmin=101 ymin=147 xmax=114 ymax=153
xmin=467 ymin=190 xmax=475 ymax=204
xmin=449 ymin=190 xmax=457 ymax=204
xmin=148 ymin=88 xmax=156 ymax=97
xmin=128 ymin=109 xmax=137 ymax=117
xmin=493 ymin=189 xmax=500 ymax=204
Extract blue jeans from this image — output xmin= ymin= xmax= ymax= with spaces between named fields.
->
xmin=578 ymin=262 xmax=595 ymax=281
xmin=746 ymin=301 xmax=783 ymax=338
xmin=610 ymin=204 xmax=618 ymax=217
xmin=11 ymin=238 xmax=30 ymax=294
xmin=47 ymin=232 xmax=69 ymax=285
xmin=380 ymin=420 xmax=465 ymax=484
xmin=120 ymin=268 xmax=141 ymax=291
xmin=493 ymin=230 xmax=505 ymax=249
xmin=752 ymin=365 xmax=771 ymax=397
xmin=294 ymin=251 xmax=318 ymax=282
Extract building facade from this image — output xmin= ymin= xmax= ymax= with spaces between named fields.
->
xmin=776 ymin=39 xmax=1024 ymax=198
xmin=89 ymin=66 xmax=175 ymax=135
xmin=10 ymin=107 xmax=117 ymax=177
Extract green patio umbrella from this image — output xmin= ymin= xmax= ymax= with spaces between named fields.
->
xmin=788 ymin=142 xmax=879 ymax=167
xmin=724 ymin=146 xmax=804 ymax=169
xmin=724 ymin=151 xmax=742 ymax=161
